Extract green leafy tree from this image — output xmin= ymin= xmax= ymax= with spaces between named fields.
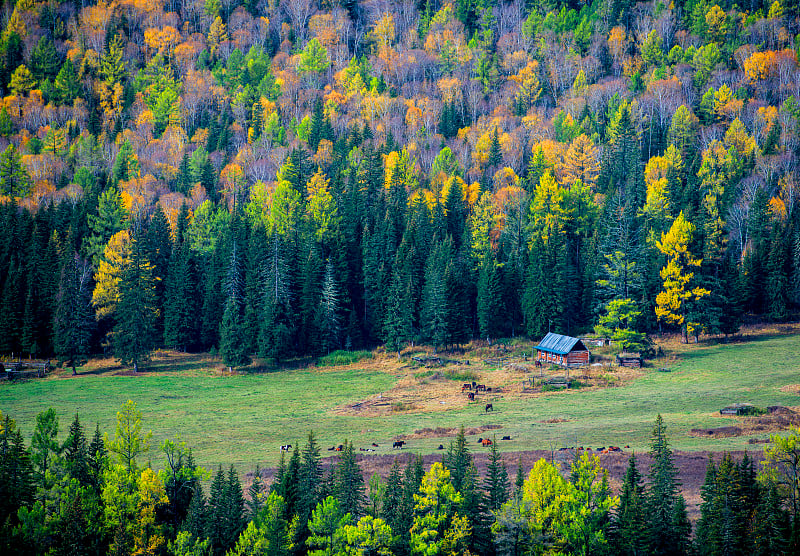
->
xmin=410 ymin=462 xmax=469 ymax=556
xmin=342 ymin=515 xmax=394 ymax=556
xmin=105 ymin=400 xmax=152 ymax=472
xmin=30 ymin=408 xmax=60 ymax=488
xmin=307 ymin=496 xmax=352 ymax=556
xmin=298 ymin=39 xmax=329 ymax=84
xmin=595 ymin=298 xmax=648 ymax=352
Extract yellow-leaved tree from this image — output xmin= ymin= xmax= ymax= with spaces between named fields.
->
xmin=655 ymin=213 xmax=709 ymax=343
xmin=92 ymin=229 xmax=131 ymax=320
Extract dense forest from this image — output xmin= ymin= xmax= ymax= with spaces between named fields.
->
xmin=2 ymin=405 xmax=800 ymax=555
xmin=0 ymin=0 xmax=799 ymax=367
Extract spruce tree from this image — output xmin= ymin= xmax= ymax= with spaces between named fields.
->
xmin=488 ymin=127 xmax=502 ymax=169
xmin=87 ymin=423 xmax=107 ymax=496
xmin=247 ymin=465 xmax=265 ymax=522
xmin=444 ymin=426 xmax=472 ymax=493
xmin=0 ymin=418 xmax=35 ymax=527
xmin=218 ymin=240 xmax=251 ymax=367
xmin=207 ymin=466 xmax=227 ymax=554
xmin=646 ymin=415 xmax=689 ymax=555
xmin=53 ymin=252 xmax=94 ymax=375
xmin=335 ymin=441 xmax=366 ymax=518
xmin=611 ymin=454 xmax=649 ymax=555
xmin=164 ymin=240 xmax=199 ymax=352
xmin=381 ymin=460 xmax=406 ymax=553
xmin=113 ymin=229 xmax=158 ymax=373
xmin=223 ymin=466 xmax=245 ymax=551
xmin=62 ymin=413 xmax=89 ymax=487
xmin=484 ymin=439 xmax=510 ymax=512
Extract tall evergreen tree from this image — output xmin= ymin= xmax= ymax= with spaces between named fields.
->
xmin=610 ymin=454 xmax=649 ymax=555
xmin=62 ymin=413 xmax=90 ymax=487
xmin=113 ymin=229 xmax=159 ymax=373
xmin=335 ymin=440 xmax=366 ymax=518
xmin=53 ymin=252 xmax=94 ymax=375
xmin=646 ymin=414 xmax=689 ymax=555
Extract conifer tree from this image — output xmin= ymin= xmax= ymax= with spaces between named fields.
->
xmin=30 ymin=407 xmax=60 ymax=488
xmin=247 ymin=466 xmax=265 ymax=522
xmin=53 ymin=252 xmax=94 ymax=375
xmin=0 ymin=417 xmax=35 ymax=527
xmin=610 ymin=454 xmax=649 ymax=555
xmin=114 ymin=229 xmax=159 ymax=373
xmin=218 ymin=240 xmax=251 ymax=367
xmin=63 ymin=413 xmax=89 ymax=487
xmin=335 ymin=440 xmax=366 ymax=518
xmin=646 ymin=415 xmax=689 ymax=555
xmin=484 ymin=439 xmax=510 ymax=513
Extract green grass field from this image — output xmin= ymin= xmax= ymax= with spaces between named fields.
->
xmin=2 ymin=330 xmax=800 ymax=472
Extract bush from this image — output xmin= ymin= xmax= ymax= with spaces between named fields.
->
xmin=316 ymin=350 xmax=372 ymax=366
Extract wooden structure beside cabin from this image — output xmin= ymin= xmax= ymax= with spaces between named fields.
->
xmin=534 ymin=333 xmax=590 ymax=368
xmin=616 ymin=353 xmax=643 ymax=368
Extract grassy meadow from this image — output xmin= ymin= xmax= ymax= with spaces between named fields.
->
xmin=2 ymin=327 xmax=800 ymax=472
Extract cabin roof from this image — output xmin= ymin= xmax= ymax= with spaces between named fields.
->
xmin=534 ymin=332 xmax=588 ymax=355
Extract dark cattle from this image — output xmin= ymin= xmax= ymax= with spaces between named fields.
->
xmin=477 ymin=438 xmax=483 ymax=444
xmin=392 ymin=440 xmax=405 ymax=449
xmin=437 ymin=444 xmax=444 ymax=450
xmin=482 ymin=438 xmax=493 ymax=446
xmin=328 ymin=446 xmax=335 ymax=451
xmin=501 ymin=435 xmax=511 ymax=440
xmin=461 ymin=383 xmax=472 ymax=391
xmin=280 ymin=444 xmax=292 ymax=451
xmin=475 ymin=384 xmax=486 ymax=392
xmin=336 ymin=444 xmax=344 ymax=451
xmin=487 ymin=387 xmax=492 ymax=392
xmin=467 ymin=392 xmax=475 ymax=400
xmin=372 ymin=443 xmax=379 ymax=447
xmin=485 ymin=403 xmax=493 ymax=412
xmin=472 ymin=381 xmax=477 ymax=389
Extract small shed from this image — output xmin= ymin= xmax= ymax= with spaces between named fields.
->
xmin=534 ymin=333 xmax=590 ymax=368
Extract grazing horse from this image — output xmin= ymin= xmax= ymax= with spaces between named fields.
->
xmin=392 ymin=440 xmax=405 ymax=449
xmin=280 ymin=444 xmax=292 ymax=451
xmin=437 ymin=444 xmax=444 ymax=450
xmin=481 ymin=438 xmax=493 ymax=446
xmin=467 ymin=392 xmax=475 ymax=400
xmin=475 ymin=384 xmax=486 ymax=392
xmin=485 ymin=403 xmax=493 ymax=412
xmin=501 ymin=435 xmax=511 ymax=440
xmin=461 ymin=383 xmax=472 ymax=391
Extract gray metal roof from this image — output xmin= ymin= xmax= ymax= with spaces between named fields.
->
xmin=534 ymin=333 xmax=587 ymax=355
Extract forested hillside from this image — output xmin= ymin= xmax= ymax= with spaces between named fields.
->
xmin=0 ymin=0 xmax=798 ymax=366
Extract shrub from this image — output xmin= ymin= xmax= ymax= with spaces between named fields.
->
xmin=316 ymin=350 xmax=372 ymax=366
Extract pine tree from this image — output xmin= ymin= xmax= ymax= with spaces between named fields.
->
xmin=53 ymin=252 xmax=94 ymax=375
xmin=87 ymin=423 xmax=107 ymax=496
xmin=218 ymin=240 xmax=251 ymax=367
xmin=316 ymin=260 xmax=341 ymax=354
xmin=335 ymin=440 xmax=366 ymax=518
xmin=114 ymin=230 xmax=159 ymax=373
xmin=444 ymin=426 xmax=472 ymax=493
xmin=0 ymin=417 xmax=35 ymax=527
xmin=293 ymin=431 xmax=323 ymax=553
xmin=164 ymin=239 xmax=199 ymax=352
xmin=0 ymin=144 xmax=32 ymax=197
xmin=85 ymin=185 xmax=127 ymax=268
xmin=223 ymin=465 xmax=245 ymax=552
xmin=207 ymin=466 xmax=227 ymax=554
xmin=477 ymin=251 xmax=504 ymax=340
xmin=610 ymin=454 xmax=649 ymax=555
xmin=381 ymin=461 xmax=405 ymax=552
xmin=247 ymin=465 xmax=265 ymax=522
xmin=488 ymin=128 xmax=502 ymax=169
xmin=62 ymin=413 xmax=89 ymax=487
xmin=646 ymin=415 xmax=689 ymax=555
xmin=145 ymin=205 xmax=172 ymax=345
xmin=484 ymin=439 xmax=510 ymax=513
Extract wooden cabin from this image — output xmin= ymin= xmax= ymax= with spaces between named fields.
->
xmin=534 ymin=333 xmax=590 ymax=368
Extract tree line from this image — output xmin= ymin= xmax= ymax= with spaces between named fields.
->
xmin=0 ymin=0 xmax=799 ymax=365
xmin=3 ymin=404 xmax=800 ymax=555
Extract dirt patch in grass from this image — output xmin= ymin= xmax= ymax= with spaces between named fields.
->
xmin=779 ymin=384 xmax=800 ymax=394
xmin=395 ymin=424 xmax=502 ymax=441
xmin=690 ymin=426 xmax=743 ymax=438
xmin=691 ymin=406 xmax=800 ymax=438
xmin=540 ymin=418 xmax=571 ymax=424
